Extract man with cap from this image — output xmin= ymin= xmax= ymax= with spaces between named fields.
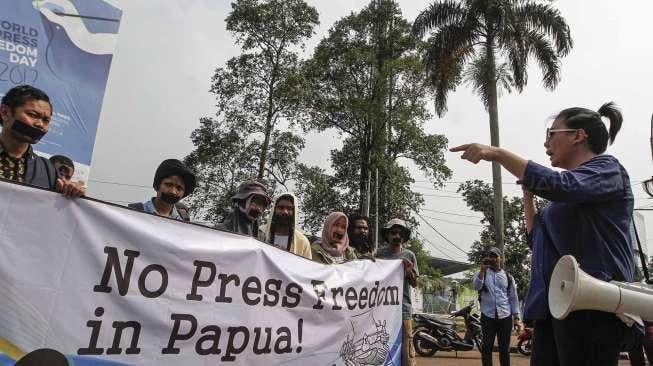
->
xmin=0 ymin=85 xmax=84 ymax=197
xmin=377 ymin=218 xmax=419 ymax=366
xmin=217 ymin=179 xmax=271 ymax=238
xmin=472 ymin=246 xmax=523 ymax=366
xmin=128 ymin=159 xmax=196 ymax=221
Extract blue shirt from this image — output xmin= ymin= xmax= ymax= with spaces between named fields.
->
xmin=142 ymin=198 xmax=182 ymax=220
xmin=519 ymin=155 xmax=635 ymax=321
xmin=472 ymin=269 xmax=520 ymax=320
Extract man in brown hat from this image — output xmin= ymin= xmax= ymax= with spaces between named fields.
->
xmin=377 ymin=218 xmax=419 ymax=366
xmin=217 ymin=179 xmax=271 ymax=238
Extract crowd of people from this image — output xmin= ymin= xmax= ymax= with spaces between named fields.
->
xmin=0 ymin=84 xmax=421 ymax=365
xmin=3 ymin=83 xmax=653 ymax=366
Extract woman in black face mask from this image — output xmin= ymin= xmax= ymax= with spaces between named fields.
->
xmin=128 ymin=159 xmax=196 ymax=221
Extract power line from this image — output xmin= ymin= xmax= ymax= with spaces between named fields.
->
xmin=414 ymin=210 xmax=468 ymax=256
xmin=419 ymin=193 xmax=463 ymax=199
xmin=415 ymin=231 xmax=455 ymax=261
xmin=414 ymin=179 xmax=520 ymax=186
xmin=421 ymin=214 xmax=483 ymax=227
xmin=411 ymin=184 xmax=463 ymax=195
xmin=90 ymin=179 xmax=151 ymax=189
xmin=421 ymin=208 xmax=484 ymax=219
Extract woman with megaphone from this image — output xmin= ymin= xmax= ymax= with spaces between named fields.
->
xmin=451 ymin=102 xmax=637 ymax=366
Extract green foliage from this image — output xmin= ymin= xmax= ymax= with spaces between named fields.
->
xmin=184 ymin=0 xmax=318 ymax=223
xmin=406 ymin=238 xmax=442 ymax=280
xmin=297 ymin=0 xmax=451 ymax=233
xmin=413 ymin=0 xmax=573 ymax=115
xmin=457 ymin=180 xmax=546 ymax=299
xmin=414 ymin=0 xmax=573 ymax=250
xmin=294 ymin=164 xmax=355 ymax=235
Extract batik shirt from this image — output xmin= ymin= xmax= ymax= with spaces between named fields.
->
xmin=0 ymin=144 xmax=27 ymax=182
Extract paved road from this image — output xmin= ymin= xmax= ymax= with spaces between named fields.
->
xmin=416 ymin=351 xmax=632 ymax=366
xmin=416 ymin=351 xmax=530 ymax=366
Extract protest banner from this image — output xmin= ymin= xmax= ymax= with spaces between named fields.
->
xmin=0 ymin=180 xmax=404 ymax=365
xmin=0 ymin=0 xmax=123 ymax=182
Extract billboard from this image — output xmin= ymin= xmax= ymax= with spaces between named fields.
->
xmin=0 ymin=0 xmax=122 ymax=182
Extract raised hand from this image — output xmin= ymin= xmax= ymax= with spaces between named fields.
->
xmin=450 ymin=143 xmax=500 ymax=164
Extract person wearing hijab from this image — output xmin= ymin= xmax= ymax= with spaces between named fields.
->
xmin=311 ymin=212 xmax=357 ymax=264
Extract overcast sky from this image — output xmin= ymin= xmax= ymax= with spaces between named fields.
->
xmin=88 ymin=0 xmax=653 ymax=263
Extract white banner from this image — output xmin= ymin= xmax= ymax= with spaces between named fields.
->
xmin=0 ymin=181 xmax=404 ymax=365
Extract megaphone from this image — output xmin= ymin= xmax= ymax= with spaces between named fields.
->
xmin=548 ymin=255 xmax=653 ymax=321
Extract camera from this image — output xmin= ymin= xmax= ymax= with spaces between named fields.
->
xmin=482 ymin=258 xmax=493 ymax=265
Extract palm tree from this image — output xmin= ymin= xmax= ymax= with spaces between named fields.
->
xmin=413 ymin=0 xmax=572 ymax=251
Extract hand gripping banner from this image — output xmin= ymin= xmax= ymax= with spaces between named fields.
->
xmin=0 ymin=181 xmax=404 ymax=365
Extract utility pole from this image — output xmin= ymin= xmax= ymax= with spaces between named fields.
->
xmin=364 ymin=170 xmax=371 ymax=216
xmin=374 ymin=168 xmax=379 ymax=253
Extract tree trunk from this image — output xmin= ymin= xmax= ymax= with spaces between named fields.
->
xmin=360 ymin=122 xmax=371 ymax=213
xmin=486 ymin=40 xmax=505 ymax=251
xmin=257 ymin=116 xmax=274 ymax=181
xmin=257 ymin=63 xmax=279 ymax=181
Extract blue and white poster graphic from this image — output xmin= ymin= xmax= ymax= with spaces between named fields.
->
xmin=0 ymin=0 xmax=122 ymax=182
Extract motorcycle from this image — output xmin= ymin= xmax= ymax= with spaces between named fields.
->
xmin=412 ymin=302 xmax=483 ymax=357
xmin=516 ymin=327 xmax=533 ymax=356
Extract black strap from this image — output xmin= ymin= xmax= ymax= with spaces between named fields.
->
xmin=479 ymin=270 xmax=513 ymax=301
xmin=632 ymin=215 xmax=652 ymax=284
xmin=175 ymin=204 xmax=190 ymax=222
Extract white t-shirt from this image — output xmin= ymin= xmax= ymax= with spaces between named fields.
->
xmin=272 ymin=234 xmax=290 ymax=250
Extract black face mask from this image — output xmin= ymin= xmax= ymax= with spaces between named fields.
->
xmin=274 ymin=214 xmax=293 ymax=225
xmin=350 ymin=233 xmax=371 ymax=253
xmin=160 ymin=193 xmax=181 ymax=205
xmin=11 ymin=117 xmax=47 ymax=141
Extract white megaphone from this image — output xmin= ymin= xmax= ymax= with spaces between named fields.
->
xmin=548 ymin=255 xmax=653 ymax=321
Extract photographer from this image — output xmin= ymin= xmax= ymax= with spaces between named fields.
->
xmin=472 ymin=247 xmax=522 ymax=366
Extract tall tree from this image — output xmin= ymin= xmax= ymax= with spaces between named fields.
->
xmin=458 ymin=179 xmax=546 ymax=299
xmin=299 ymin=0 xmax=451 ymax=235
xmin=227 ymin=0 xmax=319 ymax=181
xmin=413 ymin=0 xmax=572 ymax=250
xmin=184 ymin=0 xmax=318 ymax=223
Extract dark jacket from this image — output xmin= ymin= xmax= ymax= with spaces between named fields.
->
xmin=216 ymin=207 xmax=259 ymax=239
xmin=0 ymin=144 xmax=57 ymax=190
xmin=519 ymin=155 xmax=635 ymax=321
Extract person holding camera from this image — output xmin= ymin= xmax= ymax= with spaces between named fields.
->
xmin=472 ymin=246 xmax=522 ymax=366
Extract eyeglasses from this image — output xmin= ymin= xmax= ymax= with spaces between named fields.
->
xmin=545 ymin=128 xmax=578 ymax=142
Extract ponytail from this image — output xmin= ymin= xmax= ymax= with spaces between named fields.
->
xmin=597 ymin=102 xmax=623 ymax=145
xmin=556 ymin=101 xmax=623 ymax=154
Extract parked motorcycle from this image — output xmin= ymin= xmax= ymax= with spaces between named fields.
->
xmin=516 ymin=327 xmax=533 ymax=356
xmin=412 ymin=302 xmax=483 ymax=357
